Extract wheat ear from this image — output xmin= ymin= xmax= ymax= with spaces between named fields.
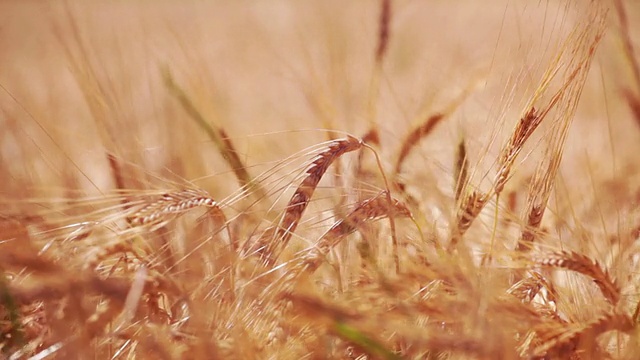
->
xmin=130 ymin=189 xmax=221 ymax=227
xmin=242 ymin=136 xmax=363 ymax=266
xmin=533 ymin=251 xmax=620 ymax=305
xmin=455 ymin=7 xmax=605 ymax=244
xmin=302 ymin=191 xmax=411 ymax=272
xmin=450 ymin=190 xmax=488 ymax=249
xmin=394 ymin=113 xmax=445 ymax=177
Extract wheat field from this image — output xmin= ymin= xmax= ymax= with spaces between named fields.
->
xmin=1 ymin=0 xmax=640 ymax=359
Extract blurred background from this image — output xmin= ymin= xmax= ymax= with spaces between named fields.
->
xmin=0 ymin=0 xmax=638 ymax=214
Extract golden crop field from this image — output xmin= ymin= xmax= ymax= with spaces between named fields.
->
xmin=1 ymin=0 xmax=640 ymax=359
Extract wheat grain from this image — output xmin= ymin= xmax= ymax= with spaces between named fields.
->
xmin=507 ymin=271 xmax=548 ymax=304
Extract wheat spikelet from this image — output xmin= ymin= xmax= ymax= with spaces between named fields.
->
xmin=393 ymin=87 xmax=471 ymax=195
xmin=457 ymin=103 xmax=553 ymax=242
xmin=533 ymin=251 xmax=620 ymax=305
xmin=106 ymin=152 xmax=126 ymax=191
xmin=242 ymin=136 xmax=363 ymax=266
xmin=364 ymin=0 xmax=393 ymax=140
xmin=245 ymin=192 xmax=412 ymax=333
xmin=130 ymin=189 xmax=220 ymax=227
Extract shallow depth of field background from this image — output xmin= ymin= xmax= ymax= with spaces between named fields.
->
xmin=1 ymin=0 xmax=638 ymax=199
xmin=1 ymin=0 xmax=640 ymax=358
xmin=1 ymin=0 xmax=639 ymax=261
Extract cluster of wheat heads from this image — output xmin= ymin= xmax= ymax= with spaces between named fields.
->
xmin=3 ymin=1 xmax=640 ymax=359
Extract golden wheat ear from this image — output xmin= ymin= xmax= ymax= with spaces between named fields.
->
xmin=450 ymin=190 xmax=488 ymax=249
xmin=241 ymin=136 xmax=363 ymax=266
xmin=532 ymin=251 xmax=620 ymax=305
xmin=130 ymin=189 xmax=221 ymax=228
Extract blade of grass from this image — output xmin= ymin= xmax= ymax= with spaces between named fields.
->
xmin=162 ymin=69 xmax=266 ymax=200
xmin=334 ymin=321 xmax=404 ymax=360
xmin=0 ymin=269 xmax=24 ymax=354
